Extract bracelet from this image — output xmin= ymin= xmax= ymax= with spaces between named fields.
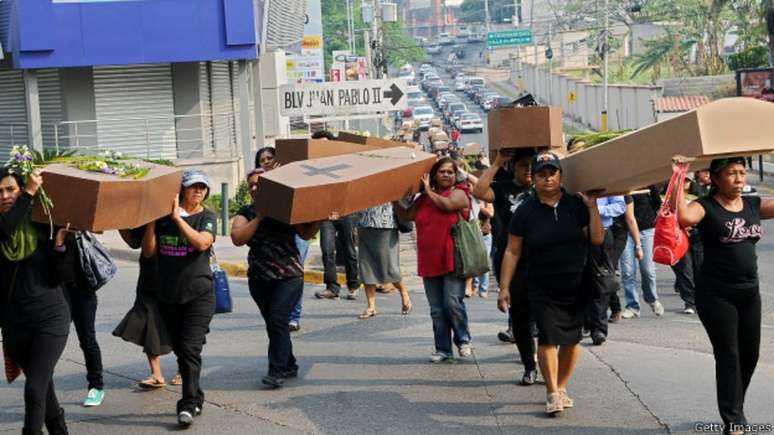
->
xmin=53 ymin=245 xmax=66 ymax=253
xmin=635 ymin=244 xmax=643 ymax=249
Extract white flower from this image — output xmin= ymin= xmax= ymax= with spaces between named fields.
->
xmin=114 ymin=151 xmax=123 ymax=159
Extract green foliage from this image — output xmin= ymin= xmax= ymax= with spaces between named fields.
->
xmin=726 ymin=46 xmax=770 ymax=70
xmin=321 ymin=0 xmax=366 ymax=73
xmin=382 ymin=22 xmax=426 ymax=67
xmin=31 ymin=148 xmax=78 ymax=165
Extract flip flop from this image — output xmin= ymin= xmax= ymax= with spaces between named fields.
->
xmin=138 ymin=377 xmax=166 ymax=389
xmin=401 ymin=302 xmax=413 ymax=315
xmin=358 ymin=309 xmax=377 ymax=320
xmin=170 ymin=373 xmax=183 ymax=386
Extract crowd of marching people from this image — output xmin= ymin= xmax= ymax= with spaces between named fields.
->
xmin=1 ymin=126 xmax=772 ymax=435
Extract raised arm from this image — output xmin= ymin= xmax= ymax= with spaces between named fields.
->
xmin=118 ymin=229 xmax=142 ymax=249
xmin=472 ymin=152 xmax=507 ymax=203
xmin=141 ymin=220 xmax=157 ymax=258
xmin=173 ymin=216 xmax=214 ymax=252
xmin=759 ymin=197 xmax=774 ymax=220
xmin=231 ymin=214 xmax=261 ymax=246
xmin=580 ymin=192 xmax=605 ymax=246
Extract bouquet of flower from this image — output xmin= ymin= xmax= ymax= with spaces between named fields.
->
xmin=6 ymin=145 xmax=54 ymax=237
xmin=73 ymin=151 xmax=151 ymax=179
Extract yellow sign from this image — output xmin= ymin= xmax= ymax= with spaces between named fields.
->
xmin=302 ymin=36 xmax=323 ymax=50
xmin=286 ymin=59 xmax=296 ymax=69
xmin=567 ymin=91 xmax=577 ymax=102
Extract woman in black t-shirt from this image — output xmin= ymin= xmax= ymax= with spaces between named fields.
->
xmin=498 ymin=152 xmax=604 ymax=416
xmin=142 ymin=169 xmax=217 ymax=428
xmin=231 ymin=169 xmax=325 ymax=389
xmin=672 ymin=156 xmax=774 ymax=434
xmin=0 ymin=167 xmax=72 ymax=434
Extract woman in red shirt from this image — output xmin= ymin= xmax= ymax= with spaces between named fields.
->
xmin=395 ymin=157 xmax=473 ymax=363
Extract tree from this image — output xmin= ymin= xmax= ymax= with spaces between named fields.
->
xmin=458 ymin=0 xmax=514 ymax=23
xmin=767 ymin=0 xmax=774 ymax=65
xmin=382 ymin=23 xmax=426 ymax=68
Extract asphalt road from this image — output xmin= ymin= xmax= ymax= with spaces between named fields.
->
xmin=2 ymin=220 xmax=774 ymax=434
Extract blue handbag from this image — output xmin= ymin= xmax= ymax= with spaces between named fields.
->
xmin=210 ymin=250 xmax=232 ymax=314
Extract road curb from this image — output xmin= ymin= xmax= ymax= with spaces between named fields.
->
xmin=218 ymin=261 xmax=343 ymax=285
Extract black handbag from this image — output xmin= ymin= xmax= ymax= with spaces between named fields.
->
xmin=75 ymin=232 xmax=117 ymax=292
xmin=394 ymin=212 xmax=414 ymax=234
xmin=581 ymin=241 xmax=617 ymax=302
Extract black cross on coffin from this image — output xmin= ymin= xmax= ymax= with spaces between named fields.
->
xmin=300 ymin=163 xmax=353 ymax=179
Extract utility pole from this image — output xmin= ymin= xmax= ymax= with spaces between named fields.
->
xmin=547 ymin=22 xmax=552 ymax=104
xmin=346 ymin=0 xmax=355 ymax=54
xmin=372 ymin=0 xmax=383 ymax=79
xmin=484 ymin=0 xmax=491 ymax=33
xmin=601 ymin=0 xmax=609 ymax=132
xmin=529 ymin=0 xmax=537 ymax=96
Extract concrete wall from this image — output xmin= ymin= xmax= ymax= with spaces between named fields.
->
xmin=522 ymin=62 xmax=661 ymax=131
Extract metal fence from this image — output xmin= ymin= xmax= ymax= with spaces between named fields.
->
xmin=0 ymin=111 xmax=240 ymax=161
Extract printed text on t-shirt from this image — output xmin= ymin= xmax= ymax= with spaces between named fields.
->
xmin=720 ymin=218 xmax=762 ymax=244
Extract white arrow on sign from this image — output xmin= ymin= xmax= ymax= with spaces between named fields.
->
xmin=279 ymin=79 xmax=408 ymax=117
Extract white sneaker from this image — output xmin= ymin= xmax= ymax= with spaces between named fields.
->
xmin=620 ymin=308 xmax=640 ymax=319
xmin=650 ymin=301 xmax=665 ymax=316
xmin=458 ymin=344 xmax=473 ymax=358
xmin=683 ymin=306 xmax=696 ymax=315
xmin=429 ymin=353 xmax=449 ymax=363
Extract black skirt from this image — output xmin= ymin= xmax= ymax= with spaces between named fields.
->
xmin=529 ymin=273 xmax=585 ymax=346
xmin=112 ymin=287 xmax=172 ymax=356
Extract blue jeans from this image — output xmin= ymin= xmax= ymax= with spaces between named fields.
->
xmin=289 ymin=236 xmax=309 ymax=324
xmin=249 ymin=276 xmax=303 ymax=375
xmin=473 ymin=233 xmax=493 ymax=295
xmin=620 ymin=228 xmax=658 ymax=311
xmin=423 ymin=273 xmax=472 ymax=357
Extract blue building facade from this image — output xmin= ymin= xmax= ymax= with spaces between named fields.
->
xmin=0 ymin=0 xmax=273 ymax=186
xmin=1 ymin=0 xmax=257 ymax=68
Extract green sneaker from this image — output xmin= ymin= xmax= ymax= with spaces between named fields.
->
xmin=83 ymin=388 xmax=104 ymax=407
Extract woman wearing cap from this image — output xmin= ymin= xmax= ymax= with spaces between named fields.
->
xmin=498 ymin=152 xmax=604 ymax=415
xmin=394 ymin=157 xmax=474 ymax=363
xmin=142 ymin=169 xmax=218 ymax=428
xmin=671 ymin=156 xmax=774 ymax=435
xmin=231 ymin=169 xmax=326 ymax=389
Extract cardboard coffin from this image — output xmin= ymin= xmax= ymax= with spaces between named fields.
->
xmin=31 ymin=162 xmax=182 ymax=231
xmin=336 ymin=132 xmax=406 ymax=150
xmin=255 ymin=147 xmax=436 ymax=224
xmin=273 ymin=138 xmax=385 ymax=165
xmin=488 ymin=106 xmax=564 ymax=155
xmin=561 ymin=97 xmax=774 ymax=194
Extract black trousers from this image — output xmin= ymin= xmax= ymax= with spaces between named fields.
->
xmin=586 ymin=230 xmax=618 ymax=336
xmin=64 ymin=284 xmax=104 ymax=390
xmin=695 ymin=282 xmax=761 ymax=428
xmin=3 ymin=328 xmax=67 ymax=433
xmin=670 ymin=235 xmax=702 ymax=309
xmin=608 ymin=222 xmax=629 ymax=314
xmin=249 ymin=276 xmax=303 ymax=375
xmin=320 ymin=216 xmax=360 ymax=294
xmin=159 ymin=291 xmax=215 ymax=414
xmin=509 ymin=273 xmax=536 ymax=372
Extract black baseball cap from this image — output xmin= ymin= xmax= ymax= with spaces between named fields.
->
xmin=531 ymin=151 xmax=562 ymax=174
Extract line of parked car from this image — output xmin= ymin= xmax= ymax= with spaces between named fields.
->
xmin=399 ymin=63 xmax=517 ymax=134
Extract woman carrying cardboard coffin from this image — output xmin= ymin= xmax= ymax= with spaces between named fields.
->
xmin=0 ymin=167 xmax=73 ymax=435
xmin=231 ymin=169 xmax=326 ymax=389
xmin=113 ymin=225 xmax=176 ymax=389
xmin=498 ymin=152 xmax=604 ymax=415
xmin=394 ymin=157 xmax=474 ymax=363
xmin=142 ymin=169 xmax=218 ymax=428
xmin=671 ymin=156 xmax=774 ymax=435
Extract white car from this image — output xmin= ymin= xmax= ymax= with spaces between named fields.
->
xmin=413 ymin=106 xmax=436 ymax=130
xmin=426 ymin=44 xmax=442 ymax=55
xmin=456 ymin=112 xmax=484 ymax=133
xmin=438 ymin=32 xmax=453 ymax=45
xmin=454 ymin=80 xmax=466 ymax=92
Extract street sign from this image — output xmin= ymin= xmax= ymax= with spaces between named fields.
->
xmin=487 ymin=28 xmax=532 ymax=49
xmin=279 ymin=79 xmax=408 ymax=117
xmin=567 ymin=91 xmax=577 ymax=102
xmin=545 ymin=48 xmax=554 ymax=60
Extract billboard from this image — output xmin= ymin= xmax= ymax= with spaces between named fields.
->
xmin=736 ymin=68 xmax=774 ymax=102
xmin=286 ymin=0 xmax=324 ymax=83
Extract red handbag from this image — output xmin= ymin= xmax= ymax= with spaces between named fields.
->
xmin=653 ymin=163 xmax=691 ymax=266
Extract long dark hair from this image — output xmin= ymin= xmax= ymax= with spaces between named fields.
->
xmin=428 ymin=157 xmax=458 ymax=190
xmin=0 ymin=166 xmax=24 ymax=191
xmin=254 ymin=147 xmax=276 ymax=169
